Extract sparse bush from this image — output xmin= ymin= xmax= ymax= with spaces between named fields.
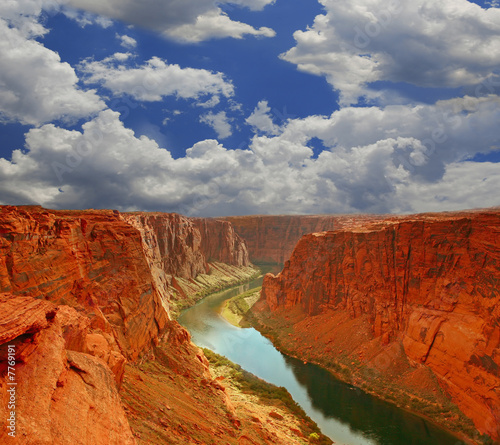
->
xmin=309 ymin=432 xmax=320 ymax=441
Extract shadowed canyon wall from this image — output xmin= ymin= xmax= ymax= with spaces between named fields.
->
xmin=260 ymin=209 xmax=500 ymax=441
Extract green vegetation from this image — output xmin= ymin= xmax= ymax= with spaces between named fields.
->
xmin=203 ymin=348 xmax=332 ymax=445
xmin=309 ymin=432 xmax=320 ymax=442
xmin=221 ymin=287 xmax=261 ymax=327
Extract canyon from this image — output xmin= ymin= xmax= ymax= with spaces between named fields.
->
xmin=0 ymin=205 xmax=499 ymax=444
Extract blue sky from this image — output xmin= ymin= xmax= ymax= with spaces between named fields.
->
xmin=0 ymin=0 xmax=499 ymax=216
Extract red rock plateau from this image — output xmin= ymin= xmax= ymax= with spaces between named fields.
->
xmin=257 ymin=208 xmax=500 ymax=442
xmin=1 ymin=205 xmax=315 ymax=445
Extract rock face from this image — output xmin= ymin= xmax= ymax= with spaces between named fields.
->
xmin=260 ymin=209 xmax=500 ymax=441
xmin=122 ymin=213 xmax=252 ymax=311
xmin=193 ymin=218 xmax=249 ymax=267
xmin=122 ymin=213 xmax=249 ymax=279
xmin=0 ymin=205 xmax=253 ymax=444
xmin=0 ymin=294 xmax=135 ymax=445
xmin=0 ymin=206 xmax=168 ymax=363
xmin=222 ymin=215 xmax=383 ymax=264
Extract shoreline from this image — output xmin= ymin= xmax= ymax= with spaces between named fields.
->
xmin=220 ymin=287 xmax=479 ymax=445
xmin=220 ymin=286 xmax=262 ymax=328
xmin=245 ymin=307 xmax=482 ymax=445
xmin=171 ymin=263 xmax=262 ymax=318
xmin=252 ymin=329 xmax=475 ymax=445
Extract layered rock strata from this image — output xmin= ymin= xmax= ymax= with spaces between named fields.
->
xmin=259 ymin=209 xmax=500 ymax=441
xmin=0 ymin=206 xmax=167 ymax=365
xmin=0 ymin=206 xmax=255 ymax=444
xmin=122 ymin=213 xmax=254 ymax=312
xmin=222 ymin=214 xmax=386 ymax=264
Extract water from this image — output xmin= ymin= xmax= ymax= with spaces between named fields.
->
xmin=178 ymin=272 xmax=461 ymax=445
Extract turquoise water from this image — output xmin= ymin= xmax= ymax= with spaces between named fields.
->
xmin=178 ymin=274 xmax=462 ymax=445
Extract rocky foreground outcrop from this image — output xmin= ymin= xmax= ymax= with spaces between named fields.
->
xmin=0 ymin=294 xmax=135 ymax=444
xmin=0 ymin=206 xmax=256 ymax=444
xmin=259 ymin=208 xmax=500 ymax=442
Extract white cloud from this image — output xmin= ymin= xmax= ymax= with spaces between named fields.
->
xmin=0 ymin=110 xmax=173 ymax=208
xmin=116 ymin=33 xmax=137 ymax=49
xmin=395 ymin=161 xmax=500 ymax=213
xmin=163 ymin=8 xmax=276 ymax=43
xmin=64 ymin=0 xmax=276 ymax=42
xmin=80 ymin=55 xmax=234 ymax=103
xmin=200 ymin=111 xmax=233 ymax=139
xmin=0 ymin=0 xmax=60 ymax=23
xmin=1 ymin=97 xmax=499 ymax=215
xmin=196 ymin=96 xmax=221 ymax=108
xmin=0 ymin=6 xmax=105 ymax=125
xmin=224 ymin=0 xmax=275 ymax=11
xmin=62 ymin=7 xmax=113 ymax=28
xmin=246 ymin=100 xmax=282 ymax=135
xmin=282 ymin=0 xmax=500 ymax=105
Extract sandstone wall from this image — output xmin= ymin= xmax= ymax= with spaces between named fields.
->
xmin=222 ymin=214 xmax=385 ymax=264
xmin=0 ymin=206 xmax=252 ymax=444
xmin=261 ymin=209 xmax=500 ymax=440
xmin=0 ymin=206 xmax=168 ymax=363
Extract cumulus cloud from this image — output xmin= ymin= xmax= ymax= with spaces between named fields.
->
xmin=163 ymin=8 xmax=276 ymax=43
xmin=1 ymin=97 xmax=499 ymax=215
xmin=64 ymin=0 xmax=276 ymax=42
xmin=0 ymin=5 xmax=105 ymax=125
xmin=246 ymin=101 xmax=282 ymax=135
xmin=116 ymin=33 xmax=137 ymax=49
xmin=394 ymin=161 xmax=500 ymax=213
xmin=80 ymin=54 xmax=234 ymax=103
xmin=282 ymin=0 xmax=500 ymax=104
xmin=200 ymin=111 xmax=233 ymax=139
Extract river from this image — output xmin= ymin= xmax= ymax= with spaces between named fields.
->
xmin=178 ymin=272 xmax=462 ymax=445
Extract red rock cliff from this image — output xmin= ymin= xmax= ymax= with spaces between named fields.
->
xmin=260 ymin=209 xmax=500 ymax=441
xmin=122 ymin=213 xmax=251 ymax=309
xmin=0 ymin=205 xmax=163 ymax=443
xmin=193 ymin=218 xmax=249 ymax=267
xmin=222 ymin=215 xmax=384 ymax=264
xmin=0 ymin=206 xmax=252 ymax=444
xmin=0 ymin=206 xmax=168 ymax=363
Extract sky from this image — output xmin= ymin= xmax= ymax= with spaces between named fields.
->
xmin=0 ymin=0 xmax=499 ymax=216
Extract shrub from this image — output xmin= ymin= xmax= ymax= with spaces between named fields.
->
xmin=309 ymin=432 xmax=320 ymax=441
